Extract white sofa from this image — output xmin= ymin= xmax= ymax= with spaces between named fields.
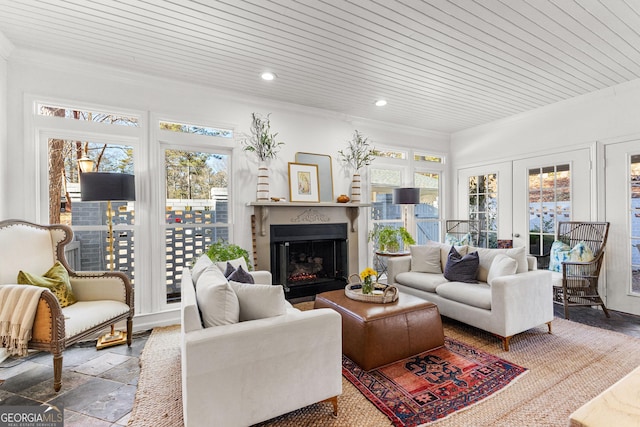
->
xmin=387 ymin=241 xmax=553 ymax=350
xmin=180 ymin=256 xmax=342 ymax=427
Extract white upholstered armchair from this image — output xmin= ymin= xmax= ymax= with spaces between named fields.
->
xmin=181 ymin=256 xmax=342 ymax=427
xmin=0 ymin=220 xmax=134 ymax=391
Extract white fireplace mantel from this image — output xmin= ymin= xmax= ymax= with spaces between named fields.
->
xmin=248 ymin=202 xmax=371 ymax=235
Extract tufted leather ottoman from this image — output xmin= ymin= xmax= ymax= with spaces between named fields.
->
xmin=314 ymin=289 xmax=445 ymax=371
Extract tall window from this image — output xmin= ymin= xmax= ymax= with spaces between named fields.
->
xmin=160 ymin=120 xmax=233 ymax=303
xmin=370 ymin=167 xmax=403 ymax=231
xmin=528 ymin=165 xmax=570 ymax=261
xmin=415 ymin=171 xmax=440 ymax=243
xmin=44 ymin=103 xmax=138 ymax=281
xmin=630 ymin=155 xmax=640 ymax=294
xmin=468 ymin=174 xmax=497 ymax=247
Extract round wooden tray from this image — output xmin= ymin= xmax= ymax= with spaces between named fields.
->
xmin=345 ymin=274 xmax=399 ymax=304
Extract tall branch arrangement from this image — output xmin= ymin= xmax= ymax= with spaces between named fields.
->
xmin=241 ymin=113 xmax=284 ymax=162
xmin=338 ymin=130 xmax=375 ymax=172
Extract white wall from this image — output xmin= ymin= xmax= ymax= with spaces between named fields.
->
xmin=451 ymin=79 xmax=640 ymax=167
xmin=0 ymin=32 xmax=13 ymax=219
xmin=4 ymin=49 xmax=449 ymax=249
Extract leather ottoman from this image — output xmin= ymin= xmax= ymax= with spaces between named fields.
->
xmin=314 ymin=289 xmax=445 ymax=371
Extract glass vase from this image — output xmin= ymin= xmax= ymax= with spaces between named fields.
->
xmin=362 ymin=277 xmax=373 ymax=294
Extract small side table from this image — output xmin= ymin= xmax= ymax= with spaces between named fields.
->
xmin=374 ymin=251 xmax=410 ymax=281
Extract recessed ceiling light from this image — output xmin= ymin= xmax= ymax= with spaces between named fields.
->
xmin=375 ymin=99 xmax=387 ymax=107
xmin=261 ymin=72 xmax=276 ymax=81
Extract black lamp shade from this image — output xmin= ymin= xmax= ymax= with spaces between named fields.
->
xmin=392 ymin=187 xmax=420 ymax=205
xmin=80 ymin=172 xmax=136 ymax=201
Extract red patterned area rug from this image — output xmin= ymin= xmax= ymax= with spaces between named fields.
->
xmin=342 ymin=337 xmax=527 ymax=427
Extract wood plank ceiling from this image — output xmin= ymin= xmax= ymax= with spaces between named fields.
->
xmin=1 ymin=0 xmax=639 ymax=133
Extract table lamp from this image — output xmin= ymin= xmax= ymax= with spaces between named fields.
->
xmin=80 ymin=172 xmax=135 ymax=348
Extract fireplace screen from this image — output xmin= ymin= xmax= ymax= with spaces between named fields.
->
xmin=270 ymin=223 xmax=348 ymax=293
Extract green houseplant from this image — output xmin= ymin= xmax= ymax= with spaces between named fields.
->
xmin=368 ymin=225 xmax=415 ymax=253
xmin=206 ymin=239 xmax=252 ymax=270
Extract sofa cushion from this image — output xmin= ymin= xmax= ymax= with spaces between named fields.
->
xmin=216 ymin=257 xmax=249 ymax=275
xmin=17 ymin=261 xmax=77 ymax=307
xmin=191 ymin=253 xmax=213 ymax=283
xmin=468 ymin=246 xmax=528 ymax=282
xmin=548 ymin=240 xmax=595 ymax=273
xmin=435 ymin=281 xmax=492 ymax=310
xmin=196 ymin=266 xmax=239 ymax=327
xmin=425 ymin=241 xmax=468 ymax=272
xmin=444 ymin=246 xmax=479 ymax=283
xmin=410 ymin=245 xmax=442 ymax=273
xmin=487 ymin=254 xmax=518 ymax=285
xmin=226 ymin=264 xmax=255 ymax=284
xmin=395 ymin=271 xmax=447 ymax=293
xmin=229 ymin=282 xmax=286 ymax=321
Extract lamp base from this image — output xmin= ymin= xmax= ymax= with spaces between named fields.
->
xmin=96 ymin=330 xmax=127 ymax=350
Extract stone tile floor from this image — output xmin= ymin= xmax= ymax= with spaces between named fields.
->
xmin=1 ymin=306 xmax=640 ymax=426
xmin=0 ymin=331 xmax=150 ymax=426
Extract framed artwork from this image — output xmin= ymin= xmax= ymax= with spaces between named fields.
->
xmin=288 ymin=162 xmax=320 ymax=202
xmin=295 ymin=152 xmax=334 ymax=202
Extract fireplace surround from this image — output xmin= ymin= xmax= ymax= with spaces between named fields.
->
xmin=250 ymin=202 xmax=366 ymax=299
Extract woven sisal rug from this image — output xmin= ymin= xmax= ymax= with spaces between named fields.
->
xmin=129 ymin=316 xmax=640 ymax=427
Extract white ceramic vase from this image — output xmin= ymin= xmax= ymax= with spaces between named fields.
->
xmin=351 ymin=172 xmax=361 ymax=203
xmin=257 ymin=161 xmax=269 ymax=201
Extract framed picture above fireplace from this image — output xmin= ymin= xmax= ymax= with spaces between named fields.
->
xmin=288 ymin=162 xmax=320 ymax=202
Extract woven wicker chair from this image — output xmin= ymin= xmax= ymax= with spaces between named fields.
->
xmin=444 ymin=220 xmax=480 ymax=246
xmin=552 ymin=221 xmax=610 ymax=320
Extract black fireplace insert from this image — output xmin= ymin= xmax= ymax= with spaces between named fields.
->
xmin=270 ymin=223 xmax=348 ymax=299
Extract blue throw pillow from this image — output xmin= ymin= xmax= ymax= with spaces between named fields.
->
xmin=548 ymin=240 xmax=595 ymax=273
xmin=444 ymin=246 xmax=479 ymax=283
xmin=226 ymin=264 xmax=255 ymax=284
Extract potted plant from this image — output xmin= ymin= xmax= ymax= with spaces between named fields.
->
xmin=241 ymin=113 xmax=284 ymax=201
xmin=368 ymin=225 xmax=415 ymax=253
xmin=337 ymin=130 xmax=375 ymax=203
xmin=206 ymin=239 xmax=252 ymax=270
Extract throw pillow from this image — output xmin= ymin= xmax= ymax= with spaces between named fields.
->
xmin=444 ymin=232 xmax=473 ymax=246
xmin=487 ymin=254 xmax=518 ymax=285
xmin=409 ymin=245 xmax=442 ymax=274
xmin=467 ymin=246 xmax=528 ymax=282
xmin=215 ymin=257 xmax=249 ymax=275
xmin=195 ymin=266 xmax=239 ymax=327
xmin=548 ymin=240 xmax=595 ymax=273
xmin=444 ymin=246 xmax=479 ymax=283
xmin=17 ymin=261 xmax=77 ymax=307
xmin=223 ymin=261 xmax=235 ymax=278
xmin=425 ymin=240 xmax=468 ymax=272
xmin=226 ymin=264 xmax=255 ymax=284
xmin=229 ymin=282 xmax=286 ymax=321
xmin=191 ymin=253 xmax=213 ymax=283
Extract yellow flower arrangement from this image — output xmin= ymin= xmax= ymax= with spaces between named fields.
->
xmin=360 ymin=267 xmax=377 ymax=294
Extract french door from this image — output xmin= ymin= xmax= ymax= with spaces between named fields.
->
xmin=512 ymin=149 xmax=591 ymax=255
xmin=604 ymin=139 xmax=640 ymax=315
